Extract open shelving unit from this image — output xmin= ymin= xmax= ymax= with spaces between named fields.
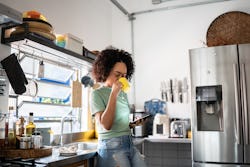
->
xmin=1 ymin=24 xmax=95 ymax=69
xmin=1 ymin=24 xmax=93 ymax=135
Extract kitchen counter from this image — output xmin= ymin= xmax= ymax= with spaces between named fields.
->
xmin=145 ymin=135 xmax=191 ymax=143
xmin=35 ymin=140 xmax=98 ymax=167
xmin=34 ymin=138 xmax=144 ymax=167
xmin=34 ymin=137 xmax=191 ymax=167
xmin=35 ymin=148 xmax=97 ymax=167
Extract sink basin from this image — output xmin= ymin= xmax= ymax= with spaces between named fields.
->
xmin=77 ymin=142 xmax=98 ymax=150
xmin=55 ymin=141 xmax=98 ymax=155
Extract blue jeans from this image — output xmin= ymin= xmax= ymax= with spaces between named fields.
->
xmin=96 ymin=135 xmax=147 ymax=167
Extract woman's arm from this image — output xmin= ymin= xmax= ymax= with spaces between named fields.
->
xmin=95 ymin=80 xmax=122 ymax=130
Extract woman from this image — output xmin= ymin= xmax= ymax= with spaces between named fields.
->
xmin=91 ymin=47 xmax=147 ymax=167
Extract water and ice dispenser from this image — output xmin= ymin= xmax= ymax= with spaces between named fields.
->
xmin=196 ymin=85 xmax=223 ymax=131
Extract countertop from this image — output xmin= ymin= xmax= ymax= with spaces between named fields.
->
xmin=35 ymin=148 xmax=97 ymax=167
xmin=145 ymin=135 xmax=192 ymax=143
xmin=35 ymin=140 xmax=98 ymax=167
xmin=34 ymin=136 xmax=191 ymax=166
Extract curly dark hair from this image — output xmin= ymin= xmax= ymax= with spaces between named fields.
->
xmin=92 ymin=48 xmax=135 ymax=82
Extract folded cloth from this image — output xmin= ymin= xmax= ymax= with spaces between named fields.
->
xmin=1 ymin=53 xmax=28 ymax=94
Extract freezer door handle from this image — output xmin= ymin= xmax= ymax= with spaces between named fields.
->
xmin=241 ymin=63 xmax=249 ymax=145
xmin=233 ymin=63 xmax=242 ymax=145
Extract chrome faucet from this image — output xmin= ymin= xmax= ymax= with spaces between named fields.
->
xmin=60 ymin=115 xmax=76 ymax=146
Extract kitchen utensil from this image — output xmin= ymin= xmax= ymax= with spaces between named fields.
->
xmin=38 ymin=60 xmax=44 ymax=78
xmin=81 ymin=75 xmax=94 ymax=87
xmin=24 ymin=79 xmax=38 ymax=97
xmin=71 ymin=70 xmax=82 ymax=108
xmin=1 ymin=53 xmax=28 ymax=95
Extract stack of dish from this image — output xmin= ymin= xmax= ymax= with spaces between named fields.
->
xmin=11 ymin=10 xmax=56 ymax=41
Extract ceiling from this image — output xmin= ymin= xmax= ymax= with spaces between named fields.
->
xmin=113 ymin=0 xmax=234 ymax=15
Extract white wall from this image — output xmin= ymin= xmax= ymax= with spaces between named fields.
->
xmin=1 ymin=0 xmax=113 ymax=51
xmin=2 ymin=0 xmax=250 ymax=119
xmin=111 ymin=0 xmax=250 ymax=118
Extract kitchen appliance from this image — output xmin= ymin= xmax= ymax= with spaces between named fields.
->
xmin=153 ymin=113 xmax=169 ymax=136
xmin=144 ymin=99 xmax=167 ymax=135
xmin=190 ymin=43 xmax=250 ymax=166
xmin=131 ymin=110 xmax=148 ymax=137
xmin=170 ymin=120 xmax=186 ymax=138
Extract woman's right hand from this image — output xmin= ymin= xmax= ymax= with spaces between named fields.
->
xmin=111 ymin=79 xmax=122 ymax=96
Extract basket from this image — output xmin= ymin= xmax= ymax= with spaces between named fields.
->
xmin=206 ymin=11 xmax=250 ymax=47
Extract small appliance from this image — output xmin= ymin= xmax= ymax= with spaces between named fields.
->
xmin=131 ymin=110 xmax=148 ymax=137
xmin=153 ymin=113 xmax=169 ymax=136
xmin=170 ymin=120 xmax=186 ymax=138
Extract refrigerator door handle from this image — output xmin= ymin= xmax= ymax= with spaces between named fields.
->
xmin=233 ymin=63 xmax=242 ymax=145
xmin=241 ymin=63 xmax=249 ymax=145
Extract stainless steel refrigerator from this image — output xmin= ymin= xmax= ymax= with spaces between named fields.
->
xmin=189 ymin=43 xmax=250 ymax=167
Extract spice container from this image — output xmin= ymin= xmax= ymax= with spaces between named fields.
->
xmin=32 ymin=131 xmax=42 ymax=149
xmin=20 ymin=136 xmax=31 ymax=149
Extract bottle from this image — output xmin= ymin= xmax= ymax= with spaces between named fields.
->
xmin=16 ymin=116 xmax=25 ymax=149
xmin=25 ymin=112 xmax=36 ymax=137
xmin=8 ymin=113 xmax=16 ymax=148
xmin=4 ymin=115 xmax=9 ymax=147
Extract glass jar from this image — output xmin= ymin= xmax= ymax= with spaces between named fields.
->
xmin=20 ymin=135 xmax=31 ymax=149
xmin=32 ymin=131 xmax=42 ymax=149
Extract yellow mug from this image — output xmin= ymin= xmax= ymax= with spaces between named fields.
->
xmin=119 ymin=77 xmax=130 ymax=93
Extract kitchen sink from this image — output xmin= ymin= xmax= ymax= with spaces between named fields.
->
xmin=77 ymin=142 xmax=98 ymax=150
xmin=54 ymin=142 xmax=97 ymax=157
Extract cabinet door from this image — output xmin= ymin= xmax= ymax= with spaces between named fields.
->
xmin=239 ymin=43 xmax=250 ymax=163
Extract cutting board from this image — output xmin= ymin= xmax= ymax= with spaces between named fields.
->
xmin=72 ymin=70 xmax=82 ymax=108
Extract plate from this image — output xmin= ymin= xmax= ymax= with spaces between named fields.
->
xmin=25 ymin=21 xmax=53 ymax=32
xmin=11 ymin=27 xmax=56 ymax=41
xmin=23 ymin=18 xmax=52 ymax=27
